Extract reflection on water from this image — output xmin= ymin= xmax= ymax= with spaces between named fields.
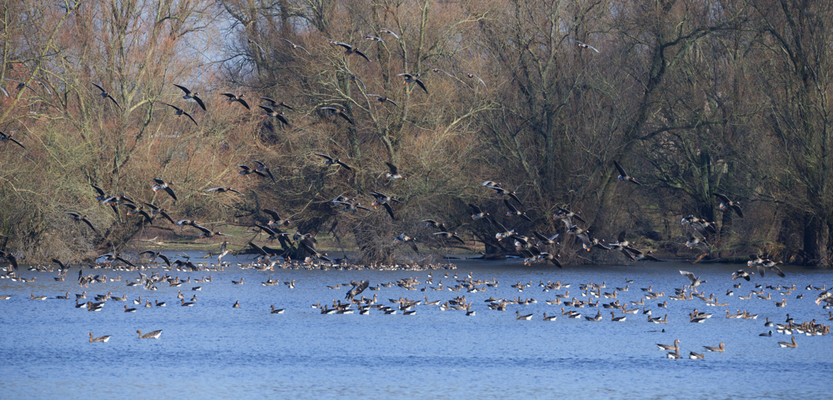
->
xmin=0 ymin=257 xmax=831 ymax=399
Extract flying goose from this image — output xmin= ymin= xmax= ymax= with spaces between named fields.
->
xmin=379 ymin=28 xmax=400 ymax=39
xmin=613 ymin=160 xmax=641 ymax=185
xmin=152 ymin=178 xmax=177 ymax=202
xmin=160 ymin=102 xmax=198 ymax=126
xmin=574 ymin=40 xmax=600 ymax=53
xmin=715 ymin=193 xmax=744 ymax=218
xmin=220 ymin=93 xmax=249 ymax=109
xmin=65 ymin=212 xmax=97 ymax=233
xmin=173 ymin=84 xmax=206 ymax=111
xmin=315 ymin=153 xmax=352 ymax=170
xmin=0 ymin=131 xmax=25 ymax=149
xmin=260 ymin=106 xmax=290 ymax=126
xmin=278 ymin=38 xmax=311 ymax=54
xmin=91 ymin=82 xmax=122 ymax=110
xmin=396 ymin=73 xmax=427 ymax=94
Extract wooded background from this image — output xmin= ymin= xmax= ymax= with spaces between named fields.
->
xmin=2 ymin=0 xmax=832 ymax=266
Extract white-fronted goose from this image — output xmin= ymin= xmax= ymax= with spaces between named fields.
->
xmin=89 ymin=332 xmax=111 ymax=343
xmin=136 ymin=329 xmax=162 ymax=339
xmin=777 ymin=336 xmax=797 ymax=348
xmin=516 ymin=311 xmax=533 ymax=320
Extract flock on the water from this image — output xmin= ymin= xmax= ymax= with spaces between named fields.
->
xmin=2 ymin=259 xmax=832 ymax=357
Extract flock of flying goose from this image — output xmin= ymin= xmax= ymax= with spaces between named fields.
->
xmin=3 ymin=31 xmax=833 ymax=358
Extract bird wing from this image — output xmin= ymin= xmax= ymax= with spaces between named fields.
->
xmin=237 ymin=98 xmax=250 ymax=109
xmin=386 ymin=162 xmax=399 ymax=175
xmin=382 ymin=202 xmax=395 ymax=220
xmin=91 ymin=184 xmax=106 ymax=197
xmin=183 ymin=110 xmax=198 ymax=126
xmin=164 ymin=186 xmax=178 ymax=201
xmin=259 ymin=105 xmax=274 ymax=114
xmin=82 ymin=218 xmax=97 ymax=233
xmin=115 ymin=256 xmax=135 ymax=267
xmin=414 ymin=78 xmax=428 ymax=93
xmin=262 ymin=208 xmax=281 ymax=221
xmin=159 ymin=210 xmax=175 ymax=225
xmin=452 ymin=235 xmax=466 ymax=244
xmin=733 ymin=205 xmax=744 ymax=218
xmin=336 ymin=160 xmax=352 ymax=170
xmin=173 ymin=84 xmax=191 ymax=95
xmin=613 ymin=160 xmax=628 ymax=177
xmin=406 ymin=239 xmax=419 ymax=254
xmin=316 ymin=153 xmax=334 ymax=162
xmin=248 ymin=242 xmax=268 ymax=256
xmin=354 ymin=49 xmax=370 ymax=62
xmin=504 ymin=199 xmax=519 ymax=213
xmin=8 ymin=136 xmax=25 ymax=149
xmin=379 ymin=28 xmax=400 ymax=39
xmin=104 ymin=93 xmax=122 ymax=110
xmin=714 ymin=193 xmax=731 ymax=203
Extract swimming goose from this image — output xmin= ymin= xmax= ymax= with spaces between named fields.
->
xmin=232 ymin=278 xmax=244 ymax=285
xmin=30 ymin=294 xmax=47 ymax=301
xmin=688 ymin=351 xmax=705 ymax=360
xmin=136 ymin=330 xmax=162 ymax=339
xmin=181 ymin=298 xmax=195 ymax=307
xmin=703 ymin=342 xmax=725 ymax=352
xmin=610 ymin=312 xmax=626 ymax=322
xmin=124 ymin=305 xmax=137 ymax=313
xmin=760 ymin=331 xmax=772 ymax=336
xmin=89 ymin=332 xmax=111 ymax=343
xmin=657 ymin=339 xmax=680 ymax=351
xmin=777 ymin=336 xmax=797 ymax=348
xmin=516 ymin=311 xmax=533 ymax=320
xmin=55 ymin=292 xmax=70 ymax=300
xmin=666 ymin=350 xmax=682 ymax=359
xmin=585 ymin=311 xmax=602 ymax=321
xmin=543 ymin=313 xmax=557 ymax=321
xmin=270 ymin=305 xmax=285 ymax=314
xmin=233 ymin=300 xmax=240 ymax=308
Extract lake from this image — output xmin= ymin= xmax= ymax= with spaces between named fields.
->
xmin=0 ymin=255 xmax=831 ymax=399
